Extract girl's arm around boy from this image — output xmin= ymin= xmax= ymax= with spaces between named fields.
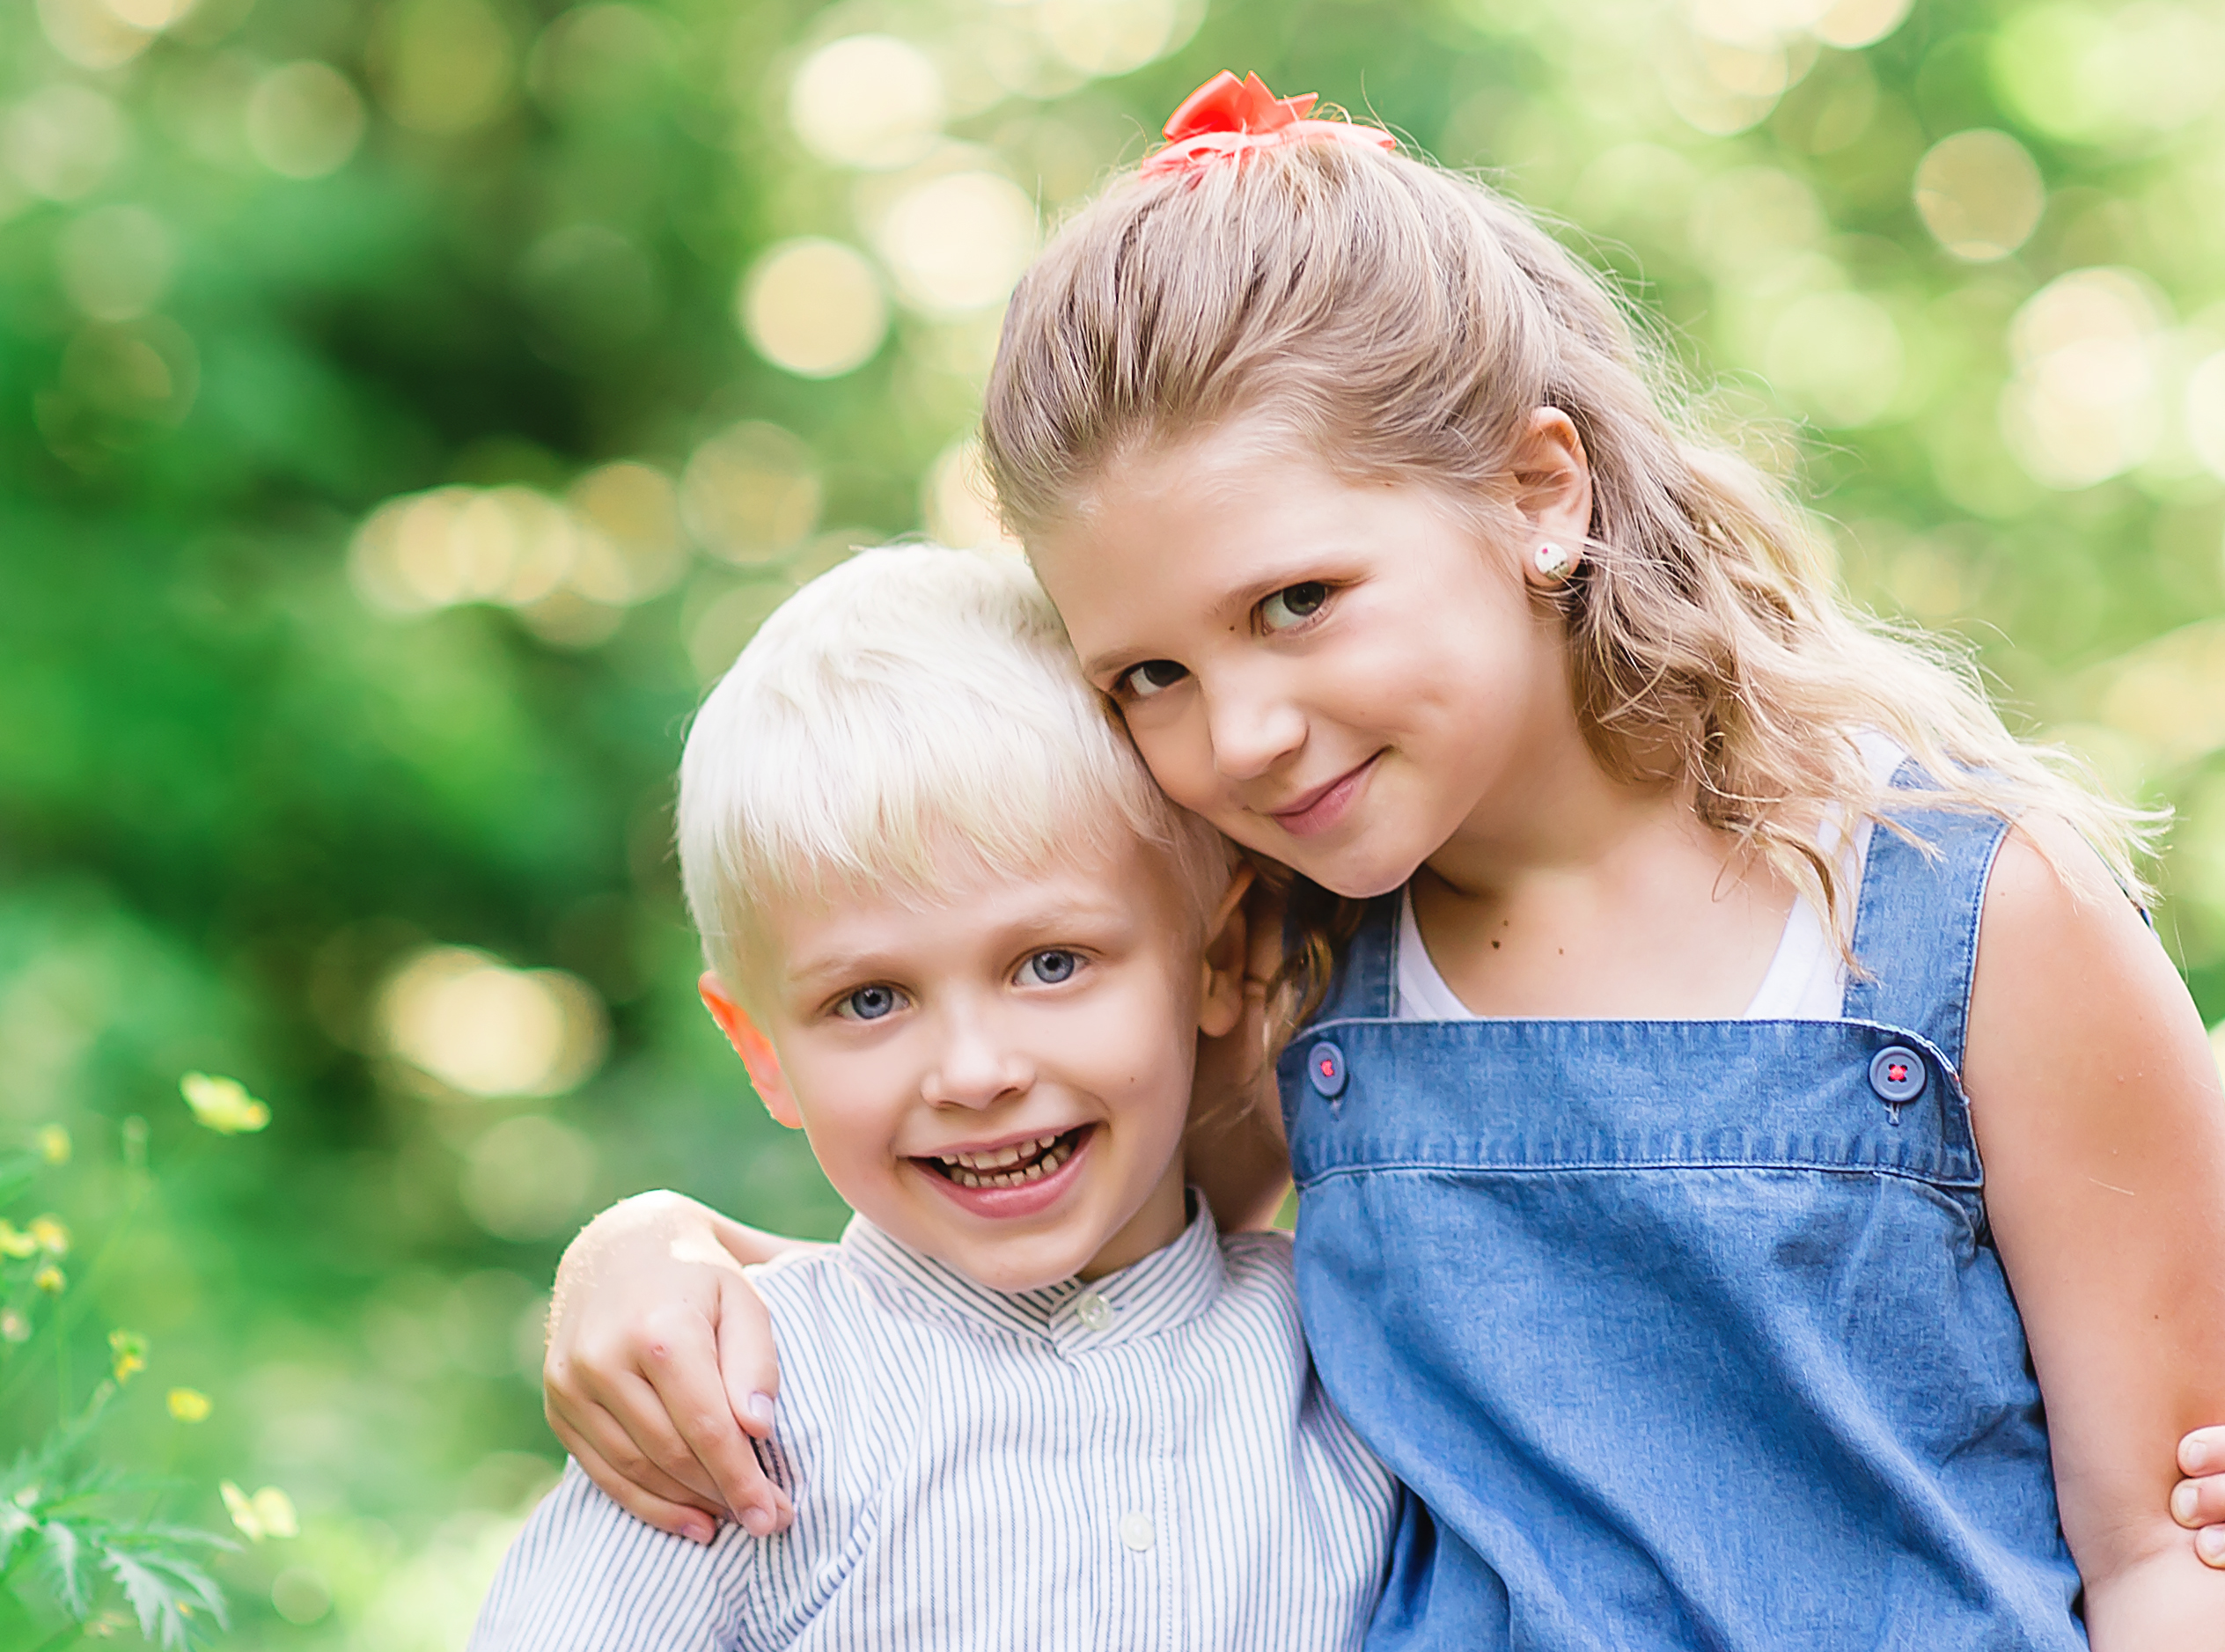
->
xmin=1964 ymin=816 xmax=2225 ymax=1635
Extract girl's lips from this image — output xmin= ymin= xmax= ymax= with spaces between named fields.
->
xmin=1268 ymin=754 xmax=1380 ymax=839
xmin=916 ymin=1125 xmax=1093 ymax=1221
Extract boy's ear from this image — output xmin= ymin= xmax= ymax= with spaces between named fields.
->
xmin=1197 ymin=863 xmax=1256 ymax=1039
xmin=698 ymin=973 xmax=804 ymax=1130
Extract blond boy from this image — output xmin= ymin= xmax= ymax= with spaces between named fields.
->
xmin=469 ymin=547 xmax=1396 ymax=1650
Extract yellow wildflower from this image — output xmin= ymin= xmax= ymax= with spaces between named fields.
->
xmin=109 ymin=1329 xmax=148 ymax=1384
xmin=180 ymin=1073 xmax=270 ymax=1134
xmin=1 ymin=1310 xmax=26 ymax=1343
xmin=0 ymin=1221 xmax=33 ymax=1259
xmin=36 ymin=1125 xmax=70 ymax=1164
xmin=34 ymin=1264 xmax=64 ymax=1294
xmin=221 ymin=1481 xmax=297 ymax=1541
xmin=167 ymin=1388 xmax=211 ymax=1422
xmin=28 ymin=1215 xmax=67 ymax=1256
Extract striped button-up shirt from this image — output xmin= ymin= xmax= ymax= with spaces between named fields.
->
xmin=472 ymin=1203 xmax=1399 ymax=1650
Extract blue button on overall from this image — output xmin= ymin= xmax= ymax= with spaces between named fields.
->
xmin=1868 ymin=1045 xmax=1927 ymax=1105
xmin=1307 ymin=1040 xmax=1347 ymax=1099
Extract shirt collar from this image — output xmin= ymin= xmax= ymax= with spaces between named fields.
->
xmin=837 ymin=1193 xmax=1227 ymax=1352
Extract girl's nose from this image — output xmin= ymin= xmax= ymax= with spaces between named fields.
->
xmin=1205 ymin=675 xmax=1306 ymax=782
xmin=920 ymin=1006 xmax=1032 ymax=1109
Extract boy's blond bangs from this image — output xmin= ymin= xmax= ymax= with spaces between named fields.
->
xmin=679 ymin=546 xmax=1229 ymax=1000
xmin=983 ymin=141 xmax=2160 ymax=1026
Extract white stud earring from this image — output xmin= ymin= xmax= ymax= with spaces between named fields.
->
xmin=1532 ymin=541 xmax=1578 ymax=583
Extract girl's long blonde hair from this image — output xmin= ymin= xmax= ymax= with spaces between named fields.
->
xmin=980 ymin=138 xmax=2157 ymax=1027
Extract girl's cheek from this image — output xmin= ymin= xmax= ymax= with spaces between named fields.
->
xmin=1127 ymin=724 xmax=1213 ymax=811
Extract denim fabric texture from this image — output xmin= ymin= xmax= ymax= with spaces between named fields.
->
xmin=1281 ymin=767 xmax=2084 ymax=1650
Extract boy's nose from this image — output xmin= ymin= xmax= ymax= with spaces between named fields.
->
xmin=920 ymin=1010 xmax=1033 ymax=1109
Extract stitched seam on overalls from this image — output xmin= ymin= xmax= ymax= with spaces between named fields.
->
xmin=1293 ymin=1161 xmax=1985 ymax=1189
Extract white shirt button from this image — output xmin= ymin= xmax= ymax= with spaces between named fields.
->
xmin=1075 ymin=1291 xmax=1113 ymax=1332
xmin=1119 ymin=1511 xmax=1155 ymax=1552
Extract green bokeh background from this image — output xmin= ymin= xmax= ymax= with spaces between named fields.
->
xmin=4 ymin=0 xmax=2225 ymax=1643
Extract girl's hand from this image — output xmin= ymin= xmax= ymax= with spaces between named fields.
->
xmin=542 ymin=1190 xmax=808 ymax=1544
xmin=2174 ymin=1428 xmax=2225 ymax=1567
xmin=1185 ymin=869 xmax=1295 ymax=1232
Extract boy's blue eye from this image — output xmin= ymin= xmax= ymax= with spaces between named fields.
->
xmin=1260 ymin=582 xmax=1329 ymax=631
xmin=839 ymin=985 xmax=902 ymax=1021
xmin=1021 ymin=950 xmax=1081 ymax=986
xmin=1120 ymin=659 xmax=1187 ymax=700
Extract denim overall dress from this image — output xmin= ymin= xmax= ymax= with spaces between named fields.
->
xmin=1278 ymin=782 xmax=2084 ymax=1649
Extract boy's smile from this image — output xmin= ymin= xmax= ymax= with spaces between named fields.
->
xmin=701 ymin=833 xmax=1243 ymax=1292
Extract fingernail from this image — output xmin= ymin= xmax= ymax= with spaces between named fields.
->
xmin=746 ymin=1391 xmax=775 ymax=1428
xmin=2199 ymin=1525 xmax=2225 ymax=1567
xmin=684 ymin=1519 xmax=715 ymax=1545
xmin=2188 ymin=1440 xmax=2214 ymax=1473
xmin=2172 ymin=1481 xmax=2199 ymax=1524
xmin=739 ymin=1505 xmax=774 ymax=1537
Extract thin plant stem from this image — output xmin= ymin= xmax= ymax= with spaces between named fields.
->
xmin=0 ymin=1167 xmax=155 ymax=1418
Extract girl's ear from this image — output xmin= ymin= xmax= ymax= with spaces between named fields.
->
xmin=1197 ymin=863 xmax=1257 ymax=1039
xmin=1510 ymin=407 xmax=1594 ymax=547
xmin=698 ymin=973 xmax=804 ymax=1129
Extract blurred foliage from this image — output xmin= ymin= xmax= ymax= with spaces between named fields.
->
xmin=4 ymin=0 xmax=2225 ymax=1643
xmin=2 ymin=1119 xmax=234 ymax=1649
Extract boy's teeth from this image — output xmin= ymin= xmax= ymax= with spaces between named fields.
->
xmin=933 ymin=1128 xmax=1083 ymax=1188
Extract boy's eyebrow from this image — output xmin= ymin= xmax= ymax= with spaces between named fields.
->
xmin=781 ymin=945 xmax=899 ymax=992
xmin=780 ymin=888 xmax=1143 ymax=991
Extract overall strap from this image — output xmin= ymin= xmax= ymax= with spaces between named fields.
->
xmin=1839 ymin=761 xmax=2013 ymax=1073
xmin=1303 ymin=892 xmax=1401 ymax=1026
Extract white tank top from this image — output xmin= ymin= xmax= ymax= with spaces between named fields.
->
xmin=1395 ymin=736 xmax=1905 ymax=1023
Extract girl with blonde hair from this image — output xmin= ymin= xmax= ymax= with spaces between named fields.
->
xmin=544 ymin=74 xmax=2225 ymax=1647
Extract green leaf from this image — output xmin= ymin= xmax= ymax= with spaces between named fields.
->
xmin=0 ymin=1499 xmax=33 ymax=1575
xmin=37 ymin=1520 xmax=84 ymax=1617
xmin=104 ymin=1546 xmax=228 ymax=1651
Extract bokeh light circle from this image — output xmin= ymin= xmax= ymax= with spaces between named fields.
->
xmin=1913 ymin=130 xmax=2044 ymax=263
xmin=55 ymin=204 xmax=173 ymax=321
xmin=246 ymin=62 xmax=367 ymax=180
xmin=789 ymin=34 xmax=944 ymax=170
xmin=346 ymin=481 xmax=649 ymax=629
xmin=873 ymin=171 xmax=1039 ymax=316
xmin=2000 ymin=268 xmax=2165 ymax=490
xmin=371 ymin=0 xmax=516 ymax=136
xmin=1039 ymin=0 xmax=1199 ymax=77
xmin=2185 ymin=352 xmax=2225 ymax=481
xmin=1810 ymin=0 xmax=1913 ymax=48
xmin=740 ymin=238 xmax=888 ymax=378
xmin=379 ymin=947 xmax=607 ymax=1099
xmin=36 ymin=0 xmax=156 ymax=70
xmin=922 ymin=437 xmax=1022 ymax=555
xmin=3 ymin=85 xmax=127 ymax=202
xmin=1688 ymin=0 xmax=1833 ymax=50
xmin=680 ymin=422 xmax=823 ymax=564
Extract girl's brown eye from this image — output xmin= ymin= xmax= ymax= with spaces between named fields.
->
xmin=1260 ymin=582 xmax=1329 ymax=631
xmin=1121 ymin=659 xmax=1188 ymax=699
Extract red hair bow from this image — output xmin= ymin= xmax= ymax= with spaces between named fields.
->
xmin=1141 ymin=70 xmax=1395 ymax=178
